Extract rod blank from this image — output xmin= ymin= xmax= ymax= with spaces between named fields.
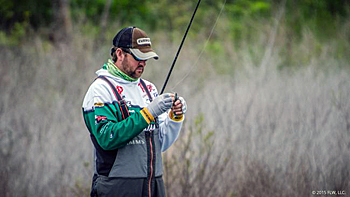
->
xmin=160 ymin=0 xmax=202 ymax=94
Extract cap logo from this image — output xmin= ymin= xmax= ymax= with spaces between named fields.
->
xmin=137 ymin=38 xmax=151 ymax=46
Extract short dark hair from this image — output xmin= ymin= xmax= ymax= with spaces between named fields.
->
xmin=111 ymin=47 xmax=118 ymax=62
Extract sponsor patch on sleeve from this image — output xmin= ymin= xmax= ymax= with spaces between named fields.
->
xmin=95 ymin=115 xmax=107 ymax=125
xmin=94 ymin=102 xmax=104 ymax=107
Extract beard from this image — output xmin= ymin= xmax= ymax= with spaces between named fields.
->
xmin=121 ymin=58 xmax=143 ymax=79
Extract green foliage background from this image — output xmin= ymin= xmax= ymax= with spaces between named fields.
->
xmin=1 ymin=0 xmax=349 ymax=40
xmin=1 ymin=0 xmax=349 ymax=69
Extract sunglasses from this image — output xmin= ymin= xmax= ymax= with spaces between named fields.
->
xmin=121 ymin=48 xmax=144 ymax=62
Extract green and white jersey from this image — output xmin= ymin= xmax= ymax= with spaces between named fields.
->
xmin=82 ymin=68 xmax=184 ymax=151
xmin=82 ymin=68 xmax=184 ymax=177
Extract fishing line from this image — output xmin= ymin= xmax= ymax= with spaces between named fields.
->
xmin=170 ymin=0 xmax=227 ymax=92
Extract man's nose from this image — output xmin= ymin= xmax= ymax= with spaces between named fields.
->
xmin=139 ymin=60 xmax=146 ymax=66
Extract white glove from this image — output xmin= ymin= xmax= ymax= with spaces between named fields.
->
xmin=147 ymin=93 xmax=173 ymax=118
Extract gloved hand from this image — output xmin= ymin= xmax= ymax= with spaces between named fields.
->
xmin=147 ymin=93 xmax=174 ymax=118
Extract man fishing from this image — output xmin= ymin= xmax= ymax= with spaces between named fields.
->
xmin=82 ymin=26 xmax=187 ymax=197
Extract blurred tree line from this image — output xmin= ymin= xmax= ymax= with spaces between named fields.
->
xmin=0 ymin=0 xmax=349 ymax=44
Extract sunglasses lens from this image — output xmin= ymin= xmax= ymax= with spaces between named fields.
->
xmin=122 ymin=48 xmax=143 ymax=61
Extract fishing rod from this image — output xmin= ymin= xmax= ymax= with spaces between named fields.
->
xmin=160 ymin=0 xmax=202 ymax=94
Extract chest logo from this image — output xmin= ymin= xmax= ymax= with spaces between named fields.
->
xmin=116 ymin=86 xmax=123 ymax=94
xmin=138 ymin=83 xmax=153 ymax=93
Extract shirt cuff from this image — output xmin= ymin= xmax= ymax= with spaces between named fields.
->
xmin=169 ymin=111 xmax=184 ymax=122
xmin=140 ymin=107 xmax=155 ymax=124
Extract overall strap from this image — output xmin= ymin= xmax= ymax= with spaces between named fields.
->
xmin=139 ymin=79 xmax=153 ymax=102
xmin=96 ymin=76 xmax=130 ymax=120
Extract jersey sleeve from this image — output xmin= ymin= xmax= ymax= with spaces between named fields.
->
xmin=158 ymin=112 xmax=184 ymax=152
xmin=143 ymin=83 xmax=184 ymax=152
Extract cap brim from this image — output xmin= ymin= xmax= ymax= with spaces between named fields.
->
xmin=130 ymin=48 xmax=159 ymax=60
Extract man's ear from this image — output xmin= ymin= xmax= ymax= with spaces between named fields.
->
xmin=116 ymin=48 xmax=125 ymax=62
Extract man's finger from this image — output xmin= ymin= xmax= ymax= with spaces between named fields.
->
xmin=173 ymin=100 xmax=182 ymax=106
